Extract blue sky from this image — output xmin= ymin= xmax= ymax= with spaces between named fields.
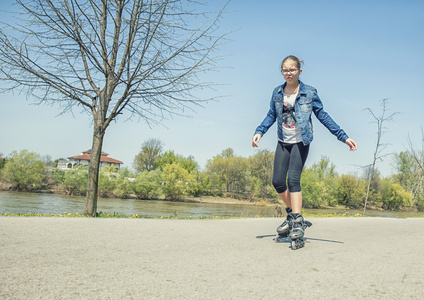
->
xmin=1 ymin=0 xmax=423 ymax=177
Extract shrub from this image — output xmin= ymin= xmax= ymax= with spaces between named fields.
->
xmin=98 ymin=167 xmax=118 ymax=197
xmin=1 ymin=150 xmax=45 ymax=191
xmin=61 ymin=166 xmax=88 ymax=196
xmin=381 ymin=179 xmax=413 ymax=210
xmin=132 ymin=170 xmax=161 ymax=199
xmin=301 ymin=169 xmax=327 ymax=208
xmin=337 ymin=175 xmax=366 ymax=208
xmin=161 ymin=163 xmax=198 ymax=200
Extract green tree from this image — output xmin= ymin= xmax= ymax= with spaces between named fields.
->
xmin=203 ymin=160 xmax=225 ymax=195
xmin=337 ymin=175 xmax=366 ymax=208
xmin=249 ymin=149 xmax=274 ymax=198
xmin=193 ymin=170 xmax=212 ymax=197
xmin=133 ymin=139 xmax=163 ymax=173
xmin=220 ymin=148 xmax=235 ymax=158
xmin=0 ymin=153 xmax=6 ymax=169
xmin=311 ymin=156 xmax=337 ymax=178
xmin=156 ymin=151 xmax=199 ymax=174
xmin=380 ymin=179 xmax=413 ymax=210
xmin=311 ymin=156 xmax=339 ymax=206
xmin=61 ymin=166 xmax=89 ymax=196
xmin=206 ymin=149 xmax=249 ymax=194
xmin=114 ymin=177 xmax=132 ymax=199
xmin=118 ymin=167 xmax=135 ymax=179
xmin=394 ymin=148 xmax=424 ymax=210
xmin=114 ymin=168 xmax=136 ymax=199
xmin=363 ymin=166 xmax=383 ymax=206
xmin=98 ymin=166 xmax=118 ymax=197
xmin=227 ymin=156 xmax=250 ymax=194
xmin=132 ymin=170 xmax=161 ymax=199
xmin=1 ymin=150 xmax=45 ymax=191
xmin=301 ymin=169 xmax=327 ymax=208
xmin=161 ymin=163 xmax=198 ymax=200
xmin=393 ymin=151 xmax=415 ymax=190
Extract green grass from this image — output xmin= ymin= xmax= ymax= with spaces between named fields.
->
xmin=0 ymin=211 xmax=248 ymax=219
xmin=1 ymin=211 xmax=423 ymax=219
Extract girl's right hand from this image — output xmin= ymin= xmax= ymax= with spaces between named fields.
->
xmin=252 ymin=134 xmax=261 ymax=147
xmin=345 ymin=138 xmax=358 ymax=151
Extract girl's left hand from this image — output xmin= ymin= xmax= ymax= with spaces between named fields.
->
xmin=345 ymin=138 xmax=357 ymax=151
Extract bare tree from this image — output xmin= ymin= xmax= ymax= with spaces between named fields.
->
xmin=0 ymin=0 xmax=230 ymax=216
xmin=363 ymin=98 xmax=398 ymax=215
xmin=41 ymin=154 xmax=53 ymax=166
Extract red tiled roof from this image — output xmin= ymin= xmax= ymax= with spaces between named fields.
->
xmin=82 ymin=150 xmax=109 ymax=156
xmin=68 ymin=150 xmax=123 ymax=164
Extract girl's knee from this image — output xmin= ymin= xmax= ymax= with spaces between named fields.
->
xmin=272 ymin=180 xmax=287 ymax=194
xmin=287 ymin=179 xmax=301 ymax=193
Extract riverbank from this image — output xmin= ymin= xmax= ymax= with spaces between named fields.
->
xmin=1 ymin=217 xmax=423 ymax=299
xmin=0 ymin=183 xmax=271 ymax=206
xmin=3 ymin=186 xmax=423 ymax=212
xmin=185 ymin=195 xmax=271 ymax=206
xmin=2 ymin=190 xmax=424 ymax=219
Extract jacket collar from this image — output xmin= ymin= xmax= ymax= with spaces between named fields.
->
xmin=277 ymin=80 xmax=306 ymax=95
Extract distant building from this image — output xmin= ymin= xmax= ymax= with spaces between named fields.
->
xmin=57 ymin=150 xmax=123 ymax=170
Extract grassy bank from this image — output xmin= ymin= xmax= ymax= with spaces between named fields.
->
xmin=2 ymin=210 xmax=423 ymax=219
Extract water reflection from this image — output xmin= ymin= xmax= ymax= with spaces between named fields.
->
xmin=0 ymin=191 xmax=275 ymax=218
xmin=1 ymin=191 xmax=423 ymax=218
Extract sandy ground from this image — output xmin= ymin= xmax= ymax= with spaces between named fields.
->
xmin=1 ymin=216 xmax=423 ymax=299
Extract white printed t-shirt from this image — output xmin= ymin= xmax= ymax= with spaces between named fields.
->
xmin=280 ymin=93 xmax=303 ymax=144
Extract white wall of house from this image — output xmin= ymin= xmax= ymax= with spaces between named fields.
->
xmin=57 ymin=159 xmax=120 ymax=170
xmin=57 ymin=160 xmax=73 ymax=170
xmin=66 ymin=159 xmax=88 ymax=167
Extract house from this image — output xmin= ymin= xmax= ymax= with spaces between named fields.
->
xmin=57 ymin=150 xmax=124 ymax=170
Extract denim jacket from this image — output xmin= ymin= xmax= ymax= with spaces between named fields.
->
xmin=254 ymin=81 xmax=349 ymax=145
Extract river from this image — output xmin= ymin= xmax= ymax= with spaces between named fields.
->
xmin=0 ymin=191 xmax=423 ymax=218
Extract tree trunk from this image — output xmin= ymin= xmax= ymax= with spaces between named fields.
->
xmin=363 ymin=163 xmax=375 ymax=216
xmin=84 ymin=127 xmax=105 ymax=216
xmin=84 ymin=100 xmax=108 ymax=216
xmin=84 ymin=134 xmax=104 ymax=216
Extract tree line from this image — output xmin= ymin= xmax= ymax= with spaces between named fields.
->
xmin=0 ymin=0 xmax=230 ymax=216
xmin=0 ymin=139 xmax=423 ymax=211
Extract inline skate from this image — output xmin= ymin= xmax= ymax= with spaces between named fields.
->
xmin=274 ymin=207 xmax=294 ymax=242
xmin=289 ymin=213 xmax=312 ymax=250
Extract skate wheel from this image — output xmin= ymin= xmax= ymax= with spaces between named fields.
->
xmin=291 ymin=239 xmax=305 ymax=250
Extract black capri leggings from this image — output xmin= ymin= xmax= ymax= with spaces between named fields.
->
xmin=272 ymin=141 xmax=309 ymax=194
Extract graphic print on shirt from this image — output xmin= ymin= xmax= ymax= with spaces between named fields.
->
xmin=281 ymin=93 xmax=302 ymax=144
xmin=282 ymin=101 xmax=297 ymax=129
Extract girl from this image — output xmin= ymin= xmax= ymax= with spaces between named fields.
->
xmin=252 ymin=55 xmax=357 ymax=248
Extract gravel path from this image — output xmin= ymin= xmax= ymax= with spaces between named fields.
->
xmin=1 ymin=217 xmax=423 ymax=299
